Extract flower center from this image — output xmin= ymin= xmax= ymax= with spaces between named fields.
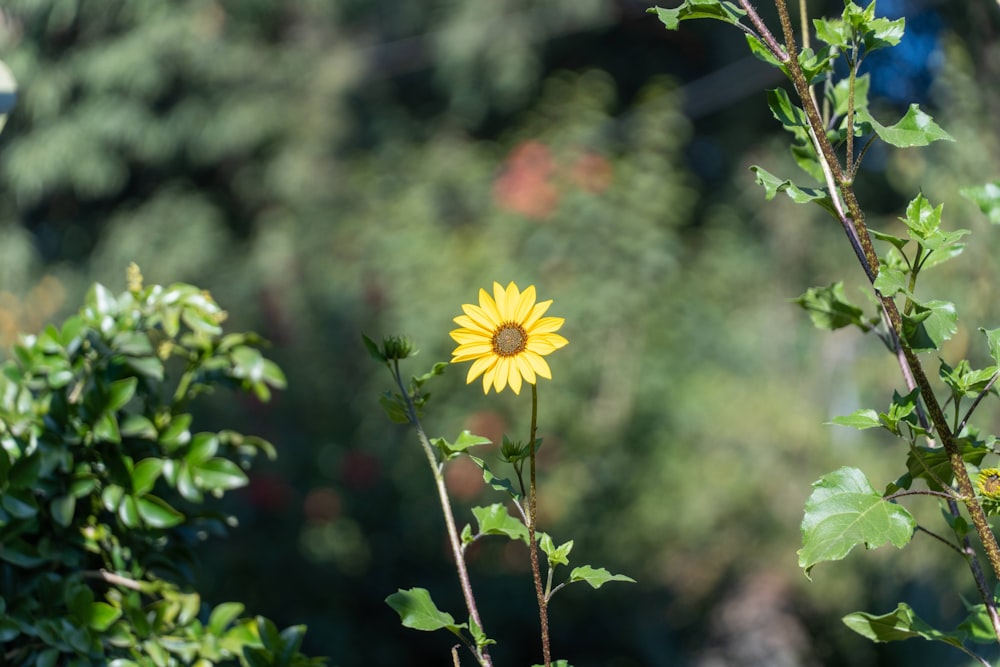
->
xmin=492 ymin=323 xmax=527 ymax=357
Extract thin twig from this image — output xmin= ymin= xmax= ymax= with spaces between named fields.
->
xmin=958 ymin=371 xmax=1000 ymax=435
xmin=914 ymin=525 xmax=965 ymax=557
xmin=392 ymin=360 xmax=493 ymax=667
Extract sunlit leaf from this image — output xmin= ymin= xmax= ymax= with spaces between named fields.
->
xmin=843 ymin=603 xmax=966 ymax=649
xmin=829 ymin=409 xmax=881 ymax=430
xmin=961 ymin=182 xmax=1000 ymax=225
xmin=856 ymin=105 xmax=954 ymax=148
xmin=568 ymin=565 xmax=636 ymax=589
xmin=799 ymin=467 xmax=915 ymax=577
xmin=750 ymin=166 xmax=834 ymax=215
xmin=648 ymin=0 xmax=746 ymax=30
xmin=385 ymin=588 xmax=467 ymax=633
xmin=793 ymin=282 xmax=867 ymax=330
xmin=471 ymin=503 xmax=528 ymax=544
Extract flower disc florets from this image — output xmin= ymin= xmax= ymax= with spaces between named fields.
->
xmin=449 ymin=281 xmax=568 ymax=395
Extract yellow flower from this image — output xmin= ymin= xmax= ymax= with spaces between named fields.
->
xmin=450 ymin=281 xmax=568 ymax=395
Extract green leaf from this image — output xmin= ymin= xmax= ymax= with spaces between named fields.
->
xmin=136 ymin=494 xmax=184 ymax=528
xmin=132 ymin=458 xmax=164 ymax=496
xmin=539 ymin=533 xmax=573 ymax=567
xmin=958 ymin=604 xmax=998 ymax=644
xmin=855 ymin=105 xmax=954 ymax=148
xmin=798 ymin=467 xmax=915 ymax=577
xmin=107 ymin=377 xmax=138 ymax=413
xmin=120 ymin=415 xmax=157 ymax=439
xmin=902 ymin=300 xmax=957 ymax=352
xmin=829 ymin=409 xmax=881 ymax=430
xmin=648 ymin=0 xmax=746 ymax=30
xmin=830 ymin=73 xmax=871 ymax=118
xmin=431 ymin=430 xmax=492 ymax=461
xmin=793 ymin=282 xmax=867 ymax=330
xmin=362 ymin=334 xmax=386 ymax=363
xmin=89 ymin=602 xmax=123 ymax=632
xmin=471 ymin=504 xmax=529 ymax=544
xmin=961 ymin=182 xmax=1000 ymax=225
xmin=95 ymin=412 xmax=122 ymax=444
xmin=208 ymin=602 xmax=245 ymax=635
xmin=750 ymin=166 xmax=834 ymax=215
xmin=906 ymin=440 xmax=988 ymax=492
xmin=843 ymin=602 xmax=966 ymax=649
xmin=872 ymin=266 xmax=909 ymax=297
xmin=50 ymin=494 xmax=76 ymax=527
xmin=568 ymin=565 xmax=636 ymax=589
xmin=193 ymin=458 xmax=249 ymax=491
xmin=385 ymin=588 xmax=467 ymax=633
xmin=862 ymin=16 xmax=906 ymax=52
xmin=468 ymin=455 xmax=520 ymax=500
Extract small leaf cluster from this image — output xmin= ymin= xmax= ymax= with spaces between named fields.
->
xmin=0 ymin=275 xmax=321 ymax=666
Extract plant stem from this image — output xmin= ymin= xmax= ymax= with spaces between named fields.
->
xmin=527 ymin=382 xmax=552 ymax=667
xmin=764 ymin=0 xmax=1000 ymax=641
xmin=392 ymin=361 xmax=493 ymax=667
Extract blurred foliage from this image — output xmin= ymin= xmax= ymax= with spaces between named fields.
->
xmin=0 ymin=0 xmax=998 ymax=665
xmin=0 ymin=271 xmax=321 ymax=665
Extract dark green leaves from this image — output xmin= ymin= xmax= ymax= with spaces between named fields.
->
xmin=648 ymin=0 xmax=747 ymax=30
xmin=750 ymin=166 xmax=834 ymax=215
xmin=799 ymin=467 xmax=915 ymax=577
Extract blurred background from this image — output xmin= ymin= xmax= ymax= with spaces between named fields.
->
xmin=1 ymin=0 xmax=1000 ymax=665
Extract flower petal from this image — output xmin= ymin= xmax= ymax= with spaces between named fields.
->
xmin=522 ymin=350 xmax=552 ymax=379
xmin=453 ymin=314 xmax=491 ymax=335
xmin=482 ymin=363 xmax=497 ymax=393
xmin=528 ymin=316 xmax=565 ymax=335
xmin=450 ymin=328 xmax=490 ymax=344
xmin=493 ymin=357 xmax=511 ymax=393
xmin=503 ymin=282 xmax=520 ymax=321
xmin=508 ymin=361 xmax=523 ymax=394
xmin=463 ymin=303 xmax=499 ymax=332
xmin=478 ymin=288 xmax=502 ymax=326
xmin=527 ymin=333 xmax=568 ymax=353
xmin=515 ymin=353 xmax=537 ymax=385
xmin=451 ymin=342 xmax=493 ymax=360
xmin=523 ymin=299 xmax=552 ymax=329
xmin=466 ymin=355 xmax=495 ymax=383
xmin=513 ymin=285 xmax=536 ymax=324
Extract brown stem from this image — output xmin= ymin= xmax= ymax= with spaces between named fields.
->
xmin=527 ymin=383 xmax=552 ymax=666
xmin=765 ymin=0 xmax=1000 ymax=640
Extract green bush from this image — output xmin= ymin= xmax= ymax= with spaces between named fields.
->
xmin=0 ymin=266 xmax=324 ymax=667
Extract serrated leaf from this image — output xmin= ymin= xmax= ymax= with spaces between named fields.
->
xmin=750 ymin=166 xmax=834 ymax=214
xmin=793 ymin=282 xmax=866 ymax=330
xmin=539 ymin=533 xmax=573 ymax=567
xmin=568 ymin=565 xmax=636 ymax=589
xmin=648 ymin=0 xmax=746 ymax=30
xmin=843 ymin=603 xmax=965 ymax=649
xmin=856 ymin=105 xmax=954 ymax=148
xmin=829 ymin=409 xmax=881 ymax=430
xmin=873 ymin=266 xmax=909 ymax=297
xmin=961 ymin=182 xmax=1000 ymax=225
xmin=431 ymin=430 xmax=492 ymax=460
xmin=798 ymin=467 xmax=915 ymax=577
xmin=862 ymin=16 xmax=905 ymax=52
xmin=385 ymin=588 xmax=467 ymax=633
xmin=471 ymin=503 xmax=529 ymax=544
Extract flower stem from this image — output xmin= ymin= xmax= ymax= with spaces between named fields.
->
xmin=527 ymin=382 xmax=552 ymax=667
xmin=392 ymin=360 xmax=493 ymax=667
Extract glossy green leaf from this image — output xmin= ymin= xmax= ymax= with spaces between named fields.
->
xmin=799 ymin=467 xmax=915 ymax=577
xmin=186 ymin=433 xmax=219 ymax=464
xmin=118 ymin=495 xmax=140 ymax=528
xmin=856 ymin=105 xmax=954 ymax=147
xmin=568 ymin=565 xmax=636 ymax=589
xmin=208 ymin=602 xmax=246 ymax=635
xmin=94 ymin=412 xmax=122 ymax=444
xmin=120 ymin=414 xmax=157 ymax=439
xmin=385 ymin=588 xmax=467 ymax=633
xmin=132 ymin=458 xmax=164 ymax=495
xmin=648 ymin=0 xmax=747 ymax=30
xmin=961 ymin=182 xmax=1000 ymax=225
xmin=135 ymin=494 xmax=185 ymax=528
xmin=471 ymin=503 xmax=529 ymax=544
xmin=2 ymin=489 xmax=39 ymax=518
xmin=193 ymin=458 xmax=248 ymax=491
xmin=107 ymin=377 xmax=138 ymax=413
